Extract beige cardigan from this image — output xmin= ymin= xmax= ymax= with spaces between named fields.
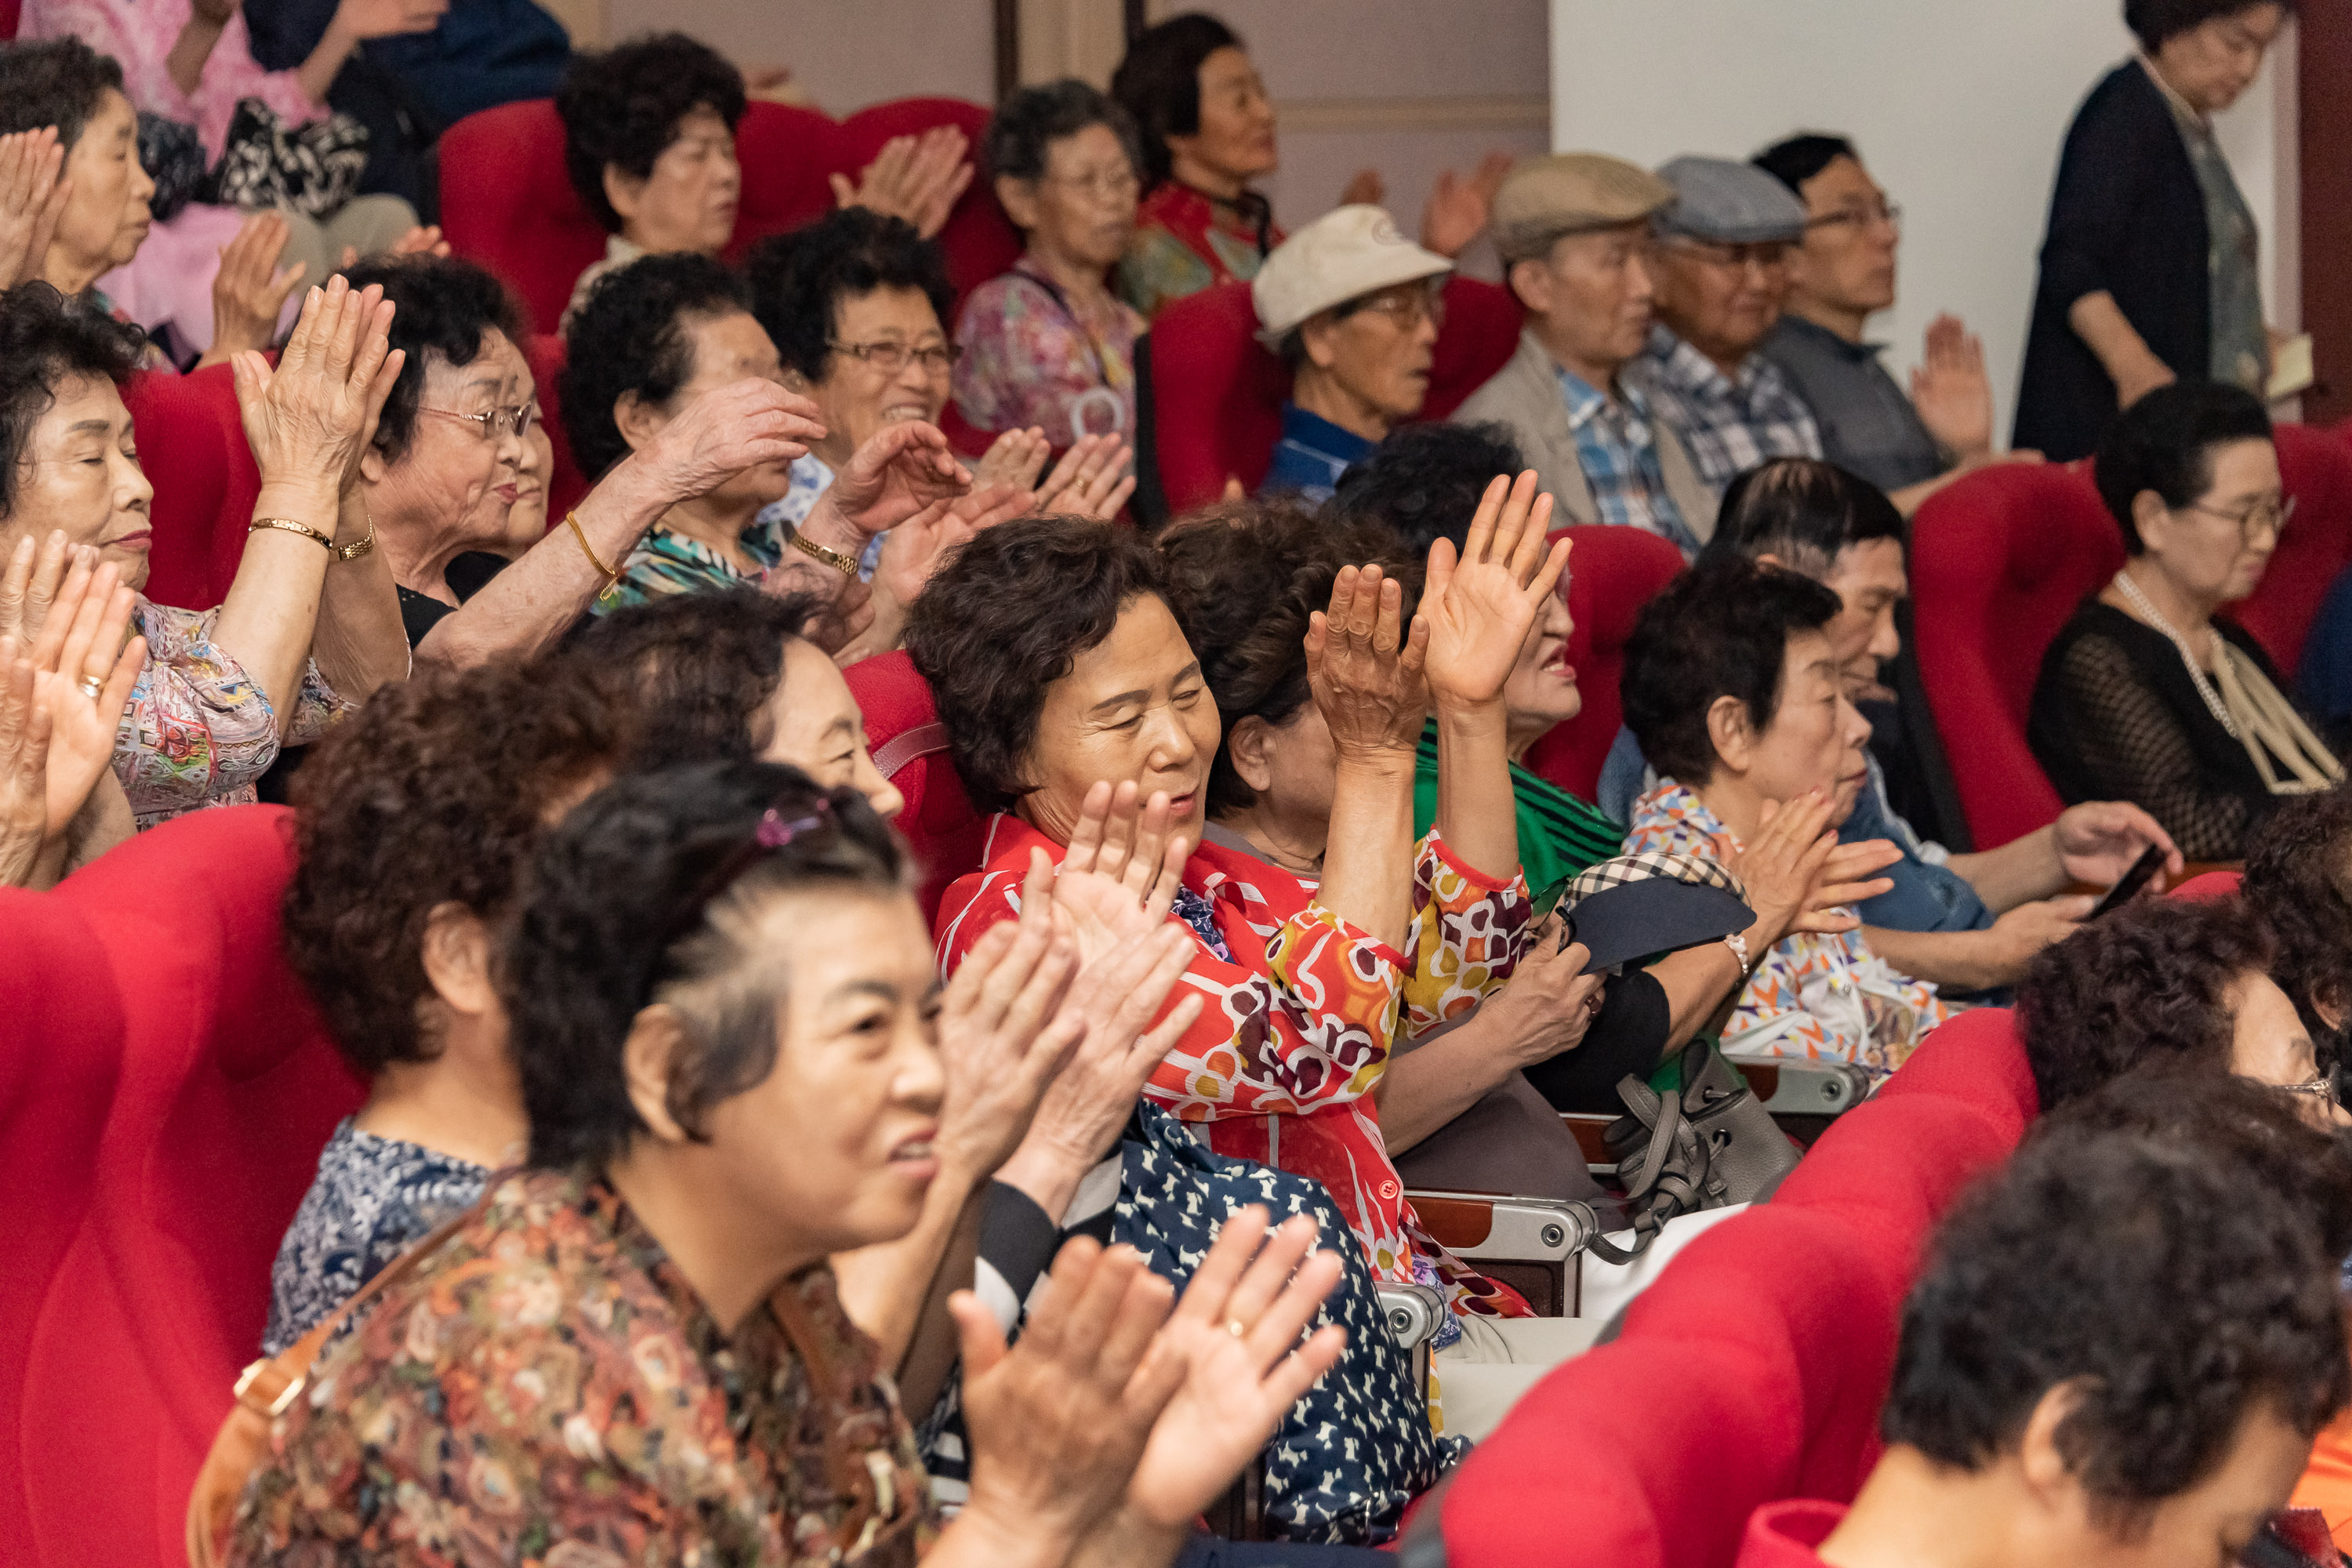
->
xmin=1451 ymin=328 xmax=1718 ymax=550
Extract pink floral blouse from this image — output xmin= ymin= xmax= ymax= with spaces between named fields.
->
xmin=24 ymin=0 xmax=323 ymax=163
xmin=1625 ymin=780 xmax=1954 ymax=1077
xmin=117 ymin=598 xmax=350 ymax=830
xmin=952 ymin=257 xmax=1142 ymax=444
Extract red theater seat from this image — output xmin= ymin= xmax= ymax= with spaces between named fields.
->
xmin=834 ymin=98 xmax=1021 ymax=307
xmin=1909 ymin=462 xmax=2121 ymax=851
xmin=1140 ymin=276 xmax=1523 ymax=519
xmin=843 ymin=651 xmax=989 ymax=924
xmin=12 ymin=808 xmax=360 ymax=1568
xmin=717 ymin=100 xmax=843 ymax=270
xmin=2226 ymin=422 xmax=2352 ymax=677
xmin=124 ymin=363 xmax=259 ymax=612
xmin=1420 ymin=1007 xmax=2038 ymax=1568
xmin=1521 ymin=524 xmax=1687 ymax=804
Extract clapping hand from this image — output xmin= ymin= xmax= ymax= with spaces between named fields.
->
xmin=0 ymin=128 xmax=71 ymax=290
xmin=875 ymin=481 xmax=1027 ymax=611
xmin=207 ymin=212 xmax=307 ymax=365
xmin=820 ymin=420 xmax=969 ymax=540
xmin=0 ymin=540 xmax=147 ymax=887
xmin=1421 ymin=470 xmax=1569 ymax=713
xmin=0 ymin=639 xmax=51 ymax=888
xmin=1054 ymin=780 xmax=1189 ymax=971
xmin=1307 ymin=562 xmax=1431 ymax=760
xmin=638 ymin=377 xmax=825 ymax=504
xmin=230 ymin=276 xmax=401 ymax=497
xmin=1030 ymin=433 xmax=1134 ymax=520
xmin=336 ymin=223 xmax=449 ymax=271
xmin=1909 ymin=314 xmax=1994 ymax=464
xmin=834 ymin=125 xmax=974 ymax=241
xmin=971 ymin=426 xmax=1051 ymax=492
xmin=1731 ymin=789 xmax=1898 ymax=944
xmin=1421 ymin=151 xmax=1512 ymax=259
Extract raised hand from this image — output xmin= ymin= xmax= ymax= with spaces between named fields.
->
xmin=1420 ymin=470 xmax=1569 ymax=712
xmin=1730 ymin=789 xmax=1897 ymax=946
xmin=1308 ymin=562 xmax=1429 ymax=760
xmin=1909 ymin=314 xmax=1993 ymax=464
xmin=1056 ymin=780 xmax=1189 ymax=969
xmin=0 ymin=641 xmax=50 ymax=888
xmin=818 ymin=419 xmax=970 ymax=539
xmin=1339 ymin=168 xmax=1384 ymax=207
xmin=0 ymin=530 xmax=76 ymax=653
xmin=1120 ymin=1207 xmax=1347 ymax=1529
xmin=205 ymin=212 xmax=307 ymax=365
xmin=1421 ymin=150 xmax=1512 ymax=260
xmin=230 ymin=277 xmax=398 ymax=492
xmin=32 ymin=557 xmax=144 ymax=838
xmin=1030 ymin=433 xmax=1135 ymax=521
xmin=874 ymin=481 xmax=1026 ymax=611
xmin=833 ymin=125 xmax=975 ymax=240
xmin=931 ymin=848 xmax=1087 ymax=1181
xmin=971 ymin=426 xmax=1051 ymax=493
xmin=637 ymin=377 xmax=825 ymax=504
xmin=337 ymin=223 xmax=449 ymax=271
xmin=950 ymin=1236 xmax=1184 ymax=1552
xmin=0 ymin=128 xmax=71 ymax=290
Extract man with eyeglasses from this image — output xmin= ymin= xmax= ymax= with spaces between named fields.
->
xmin=1454 ymin=153 xmax=1716 ymax=556
xmin=1632 ymin=156 xmax=1823 ymax=499
xmin=1250 ymin=203 xmax=1453 ymax=503
xmin=1752 ymin=134 xmax=2030 ymax=517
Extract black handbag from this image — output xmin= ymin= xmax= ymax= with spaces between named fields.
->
xmin=1588 ymin=1039 xmax=1800 ymax=1264
xmin=137 ymin=112 xmax=208 ymax=222
xmin=205 ymin=97 xmax=368 ymax=217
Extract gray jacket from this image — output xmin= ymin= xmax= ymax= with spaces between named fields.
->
xmin=1452 ymin=328 xmax=1719 ymax=550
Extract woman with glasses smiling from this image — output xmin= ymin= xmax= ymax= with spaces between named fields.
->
xmin=2031 ymin=381 xmax=2339 ymax=861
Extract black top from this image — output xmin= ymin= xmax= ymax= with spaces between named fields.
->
xmin=2028 ymin=600 xmax=2285 ymax=860
xmin=2014 ymin=61 xmax=2211 ymax=463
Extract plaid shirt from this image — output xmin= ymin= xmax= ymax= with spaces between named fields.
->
xmin=1556 ymin=366 xmax=1700 ymax=557
xmin=1635 ymin=325 xmax=1823 ymax=496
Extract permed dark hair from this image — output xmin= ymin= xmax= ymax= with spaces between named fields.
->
xmin=1751 ymin=132 xmax=1860 ymax=198
xmin=2125 ymin=0 xmax=2294 ymax=50
xmin=2016 ymin=895 xmax=2280 ymax=1113
xmin=2093 ymin=379 xmax=2274 ymax=554
xmin=1327 ymin=421 xmax=1527 ymax=562
xmin=555 ymin=31 xmax=746 ymax=234
xmin=1620 ymin=555 xmax=1844 ymax=786
xmin=282 ymin=655 xmax=635 ymax=1076
xmin=905 ymin=515 xmax=1174 ymax=814
xmin=0 ymin=282 xmax=149 ymax=522
xmin=0 ymin=37 xmax=126 ymax=148
xmin=508 ymin=760 xmax=904 ymax=1172
xmin=1697 ymin=457 xmax=1907 ymax=575
xmin=2243 ymin=784 xmax=2352 ymax=1052
xmin=1881 ymin=1102 xmax=2350 ymax=1534
xmin=572 ymin=586 xmax=826 ymax=765
xmin=1159 ymin=501 xmax=1417 ymax=817
xmin=744 ymin=208 xmax=956 ymax=384
xmin=984 ymin=78 xmax=1145 ymax=201
xmin=336 ymin=256 xmax=528 ymax=464
xmin=1110 ymin=12 xmax=1243 ymax=188
xmin=558 ymin=251 xmax=753 ymax=481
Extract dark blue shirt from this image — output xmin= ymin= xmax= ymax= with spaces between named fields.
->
xmin=1260 ymin=404 xmax=1375 ymax=503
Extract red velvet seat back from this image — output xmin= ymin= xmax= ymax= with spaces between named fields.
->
xmin=125 ymin=363 xmax=258 ymax=613
xmin=524 ymin=332 xmax=590 ymax=522
xmin=717 ymin=99 xmax=844 ymax=269
xmin=1422 ymin=278 xmax=1523 ymax=423
xmin=2226 ymin=422 xmax=2352 ymax=677
xmin=833 ymin=97 xmax=1020 ymax=310
xmin=1521 ymin=524 xmax=1687 ymax=804
xmin=15 ymin=808 xmax=361 ymax=1568
xmin=843 ymin=651 xmax=990 ymax=924
xmin=1428 ymin=1007 xmax=2038 ymax=1567
xmin=1910 ymin=462 xmax=2122 ymax=850
xmin=436 ymin=100 xmax=610 ymax=338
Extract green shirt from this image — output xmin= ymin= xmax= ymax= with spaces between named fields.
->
xmin=1411 ymin=722 xmax=1624 ymax=896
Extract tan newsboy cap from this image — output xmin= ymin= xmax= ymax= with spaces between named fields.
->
xmin=1491 ymin=153 xmax=1677 ymax=261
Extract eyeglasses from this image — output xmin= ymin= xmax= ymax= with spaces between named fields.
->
xmin=1336 ymin=281 xmax=1447 ymax=332
xmin=419 ymin=401 xmax=538 ymax=441
xmin=2183 ymin=493 xmax=2296 ymax=540
xmin=1044 ymin=167 xmax=1141 ymax=201
xmin=2276 ymin=1073 xmax=2341 ymax=1108
xmin=1804 ymin=200 xmax=1902 ymax=234
xmin=1660 ymin=238 xmax=1791 ymax=274
xmin=829 ymin=339 xmax=960 ymax=376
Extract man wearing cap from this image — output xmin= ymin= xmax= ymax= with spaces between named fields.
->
xmin=1453 ymin=152 xmax=1715 ymax=556
xmin=1252 ymin=204 xmax=1454 ymax=502
xmin=1635 ymin=155 xmax=1824 ymax=496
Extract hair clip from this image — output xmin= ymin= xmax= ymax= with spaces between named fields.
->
xmin=753 ymin=801 xmax=829 ymax=849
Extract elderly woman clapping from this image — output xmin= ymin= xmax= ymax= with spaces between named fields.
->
xmin=0 ymin=276 xmax=407 ymax=832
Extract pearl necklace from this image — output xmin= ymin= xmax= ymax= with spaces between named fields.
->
xmin=2111 ymin=568 xmax=2238 ymax=739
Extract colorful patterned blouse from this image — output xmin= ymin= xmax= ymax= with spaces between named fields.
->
xmin=953 ymin=258 xmax=1142 ymax=443
xmin=225 ymin=1167 xmax=938 ymax=1568
xmin=594 ymin=510 xmax=790 ymax=615
xmin=1117 ymin=180 xmax=1283 ymax=321
xmin=935 ymin=814 xmax=1534 ymax=1323
xmin=118 ymin=597 xmax=349 ymax=830
xmin=1624 ymin=781 xmax=1953 ymax=1076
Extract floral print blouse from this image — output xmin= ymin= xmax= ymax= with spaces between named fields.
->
xmin=225 ymin=1167 xmax=937 ymax=1568
xmin=935 ymin=815 xmax=1534 ymax=1324
xmin=118 ymin=598 xmax=349 ymax=831
xmin=953 ymin=258 xmax=1142 ymax=443
xmin=1624 ymin=781 xmax=1954 ymax=1076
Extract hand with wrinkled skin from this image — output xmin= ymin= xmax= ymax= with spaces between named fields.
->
xmin=0 ymin=129 xmax=71 ymax=290
xmin=1307 ymin=563 xmax=1430 ymax=760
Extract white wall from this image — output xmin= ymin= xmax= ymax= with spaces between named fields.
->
xmin=1549 ymin=2 xmax=2295 ymax=441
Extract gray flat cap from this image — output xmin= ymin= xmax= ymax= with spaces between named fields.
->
xmin=1652 ymin=155 xmax=1808 ymax=245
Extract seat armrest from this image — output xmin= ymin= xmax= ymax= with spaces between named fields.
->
xmin=1406 ymin=1191 xmax=1604 ymax=1316
xmin=1726 ymin=1054 xmax=1871 ymax=1116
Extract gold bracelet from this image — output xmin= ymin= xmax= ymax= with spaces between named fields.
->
xmin=249 ymin=516 xmax=335 ymax=551
xmin=788 ymin=529 xmax=861 ymax=578
xmin=332 ymin=513 xmax=376 ymax=563
xmin=564 ymin=510 xmax=619 ymax=583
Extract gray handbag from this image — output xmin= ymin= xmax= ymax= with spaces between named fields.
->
xmin=1588 ymin=1039 xmax=1800 ymax=1264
